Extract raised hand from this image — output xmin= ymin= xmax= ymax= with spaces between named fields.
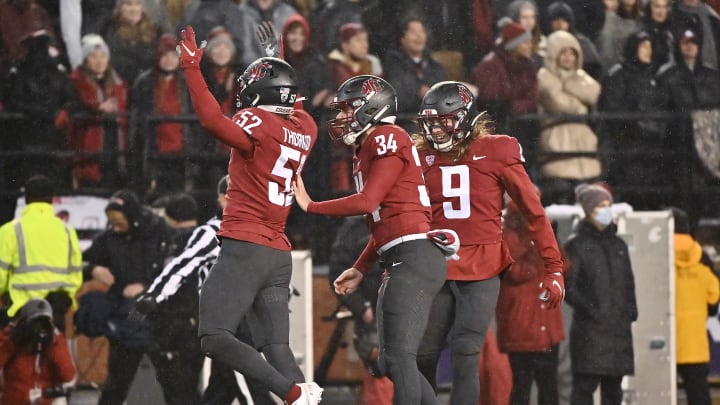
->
xmin=256 ymin=21 xmax=280 ymax=58
xmin=177 ymin=25 xmax=207 ymax=69
xmin=539 ymin=271 xmax=565 ymax=308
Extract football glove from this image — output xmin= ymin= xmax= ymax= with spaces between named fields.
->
xmin=177 ymin=25 xmax=206 ymax=69
xmin=427 ymin=229 xmax=460 ymax=260
xmin=539 ymin=271 xmax=564 ymax=308
xmin=256 ymin=21 xmax=281 ymax=58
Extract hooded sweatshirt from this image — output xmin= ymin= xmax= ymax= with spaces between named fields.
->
xmin=674 ymin=233 xmax=720 ymax=364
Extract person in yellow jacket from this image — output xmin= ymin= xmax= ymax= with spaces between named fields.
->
xmin=673 ymin=207 xmax=720 ymax=405
xmin=0 ymin=175 xmax=82 ymax=334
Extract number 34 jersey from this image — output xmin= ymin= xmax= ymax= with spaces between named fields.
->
xmin=419 ymin=135 xmax=527 ymax=279
xmin=219 ymin=107 xmax=317 ymax=250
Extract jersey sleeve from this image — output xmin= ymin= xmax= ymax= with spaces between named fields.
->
xmin=497 ymin=135 xmax=526 ymax=166
xmin=307 ymin=156 xmax=404 ymax=216
xmin=183 ymin=67 xmax=255 ymax=152
xmin=352 ymin=235 xmax=379 ymax=275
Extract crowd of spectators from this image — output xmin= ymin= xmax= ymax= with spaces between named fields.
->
xmin=2 ymin=0 xmax=720 ymax=247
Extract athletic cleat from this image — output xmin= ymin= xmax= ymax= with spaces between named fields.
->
xmin=290 ymin=382 xmax=324 ymax=404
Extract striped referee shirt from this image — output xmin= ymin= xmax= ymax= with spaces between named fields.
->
xmin=147 ymin=217 xmax=221 ymax=303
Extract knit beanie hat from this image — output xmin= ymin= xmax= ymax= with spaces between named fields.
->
xmin=81 ymin=34 xmax=110 ymax=61
xmin=575 ymin=183 xmax=613 ymax=216
xmin=205 ymin=26 xmax=236 ymax=56
xmin=106 ymin=189 xmax=142 ymax=228
xmin=547 ymin=1 xmax=574 ymax=25
xmin=154 ymin=33 xmax=178 ymax=65
xmin=501 ymin=22 xmax=532 ymax=51
xmin=338 ymin=23 xmax=366 ymax=44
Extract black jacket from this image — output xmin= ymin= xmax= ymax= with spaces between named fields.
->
xmin=564 ymin=220 xmax=637 ymax=376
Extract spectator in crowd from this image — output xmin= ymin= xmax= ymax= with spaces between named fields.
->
xmin=0 ymin=175 xmax=82 ymax=333
xmin=472 ymin=22 xmax=538 ymax=140
xmin=102 ymin=0 xmax=163 ymax=86
xmin=130 ymin=33 xmax=194 ymax=192
xmin=328 ymin=216 xmax=393 ymax=405
xmin=537 ymin=30 xmax=602 ymax=204
xmin=178 ymin=25 xmax=322 ymax=404
xmin=642 ymin=0 xmax=675 ymax=73
xmin=0 ymin=299 xmax=76 ymax=405
xmin=238 ymin=0 xmax=299 ymax=67
xmin=177 ymin=0 xmax=245 ymax=58
xmin=414 ymin=81 xmax=564 ymax=405
xmin=67 ymin=34 xmax=128 ymax=190
xmin=599 ymin=31 xmax=666 ymax=208
xmin=383 ymin=16 xmax=447 ymax=133
xmin=671 ymin=0 xmax=720 ymax=70
xmin=1 ymin=31 xmax=75 ymax=189
xmin=282 ymin=14 xmax=334 ymax=119
xmin=327 ymin=22 xmax=383 ymax=88
xmin=83 ymin=189 xmax=175 ymax=405
xmin=506 ymin=0 xmax=547 ymax=65
xmin=657 ymin=28 xmax=720 ymax=189
xmin=0 ymin=0 xmax=59 ymax=77
xmin=327 ymin=23 xmax=382 ymax=195
xmin=308 ymin=0 xmax=364 ymax=55
xmin=201 ymin=26 xmax=239 ymax=115
xmin=293 ymin=75 xmax=448 ymax=405
xmin=131 ymin=176 xmax=276 ymax=405
xmin=544 ymin=1 xmax=603 ymax=79
xmin=564 ymin=184 xmax=638 ymax=405
xmin=672 ymin=207 xmax=720 ymax=405
xmin=596 ymin=0 xmax=642 ymax=71
xmin=496 ymin=190 xmax=564 ymax=405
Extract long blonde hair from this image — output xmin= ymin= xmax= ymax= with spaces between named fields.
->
xmin=413 ymin=114 xmax=495 ymax=161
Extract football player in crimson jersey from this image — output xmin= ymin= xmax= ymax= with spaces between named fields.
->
xmin=293 ymin=75 xmax=449 ymax=405
xmin=175 ymin=27 xmax=323 ymax=405
xmin=413 ymin=81 xmax=565 ymax=404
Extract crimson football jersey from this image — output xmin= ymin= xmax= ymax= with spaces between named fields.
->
xmin=218 ymin=107 xmax=317 ymax=250
xmin=420 ymin=135 xmax=562 ymax=280
xmin=308 ymin=124 xmax=431 ymax=249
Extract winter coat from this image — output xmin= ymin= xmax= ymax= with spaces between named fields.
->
xmin=383 ymin=47 xmax=447 ymax=130
xmin=238 ymin=0 xmax=298 ymax=68
xmin=101 ymin=16 xmax=161 ymax=85
xmin=564 ymin=220 xmax=637 ymax=376
xmin=308 ymin=0 xmax=364 ymax=54
xmin=177 ymin=0 xmax=245 ymax=60
xmin=671 ymin=2 xmax=720 ymax=70
xmin=496 ymin=206 xmax=564 ymax=353
xmin=596 ymin=10 xmax=641 ymax=71
xmin=642 ymin=9 xmax=675 ymax=73
xmin=327 ymin=49 xmax=383 ymax=88
xmin=674 ymin=233 xmax=720 ymax=364
xmin=537 ymin=31 xmax=602 ymax=181
xmin=472 ymin=46 xmax=538 ymax=132
xmin=0 ymin=0 xmax=57 ymax=77
xmin=0 ymin=325 xmax=75 ymax=405
xmin=68 ymin=67 xmax=128 ymax=185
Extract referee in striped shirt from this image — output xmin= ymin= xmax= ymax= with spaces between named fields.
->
xmin=131 ymin=175 xmax=275 ymax=405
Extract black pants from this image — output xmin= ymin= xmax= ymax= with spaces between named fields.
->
xmin=377 ymin=239 xmax=447 ymax=405
xmin=98 ymin=338 xmax=202 ymax=405
xmin=201 ymin=319 xmax=275 ymax=405
xmin=508 ymin=346 xmax=559 ymax=405
xmin=678 ymin=363 xmax=711 ymax=405
xmin=570 ymin=373 xmax=623 ymax=405
xmin=417 ymin=277 xmax=500 ymax=405
xmin=198 ymin=240 xmax=304 ymax=398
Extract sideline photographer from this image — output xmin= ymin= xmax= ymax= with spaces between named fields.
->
xmin=0 ymin=298 xmax=76 ymax=404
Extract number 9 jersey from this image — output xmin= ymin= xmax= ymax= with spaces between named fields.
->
xmin=219 ymin=107 xmax=317 ymax=250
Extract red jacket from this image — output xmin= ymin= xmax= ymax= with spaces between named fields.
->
xmin=495 ymin=205 xmax=565 ymax=353
xmin=0 ymin=324 xmax=76 ymax=405
xmin=68 ymin=67 xmax=128 ymax=184
xmin=472 ymin=46 xmax=538 ymax=115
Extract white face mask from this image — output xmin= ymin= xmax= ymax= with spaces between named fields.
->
xmin=593 ymin=206 xmax=613 ymax=226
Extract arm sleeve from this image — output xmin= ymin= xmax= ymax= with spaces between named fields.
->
xmin=182 ymin=67 xmax=254 ymax=152
xmin=707 ymin=267 xmax=720 ymax=306
xmin=307 ymin=156 xmax=403 ymax=216
xmin=0 ymin=224 xmax=16 ymax=295
xmin=67 ymin=227 xmax=83 ymax=310
xmin=563 ymin=243 xmax=594 ymax=315
xmin=352 ymin=236 xmax=379 ymax=275
xmin=501 ymin=164 xmax=563 ymax=274
xmin=0 ymin=325 xmax=16 ymax=368
xmin=147 ymin=225 xmax=218 ymax=303
xmin=60 ymin=0 xmax=83 ymax=68
xmin=47 ymin=333 xmax=76 ymax=383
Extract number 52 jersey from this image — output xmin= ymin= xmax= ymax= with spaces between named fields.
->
xmin=219 ymin=107 xmax=317 ymax=251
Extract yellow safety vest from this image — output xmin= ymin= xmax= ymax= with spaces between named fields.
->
xmin=0 ymin=202 xmax=83 ymax=317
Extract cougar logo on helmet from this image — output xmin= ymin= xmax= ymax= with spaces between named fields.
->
xmin=361 ymin=78 xmax=383 ymax=97
xmin=459 ymin=85 xmax=472 ymax=106
xmin=246 ymin=62 xmax=271 ymax=85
